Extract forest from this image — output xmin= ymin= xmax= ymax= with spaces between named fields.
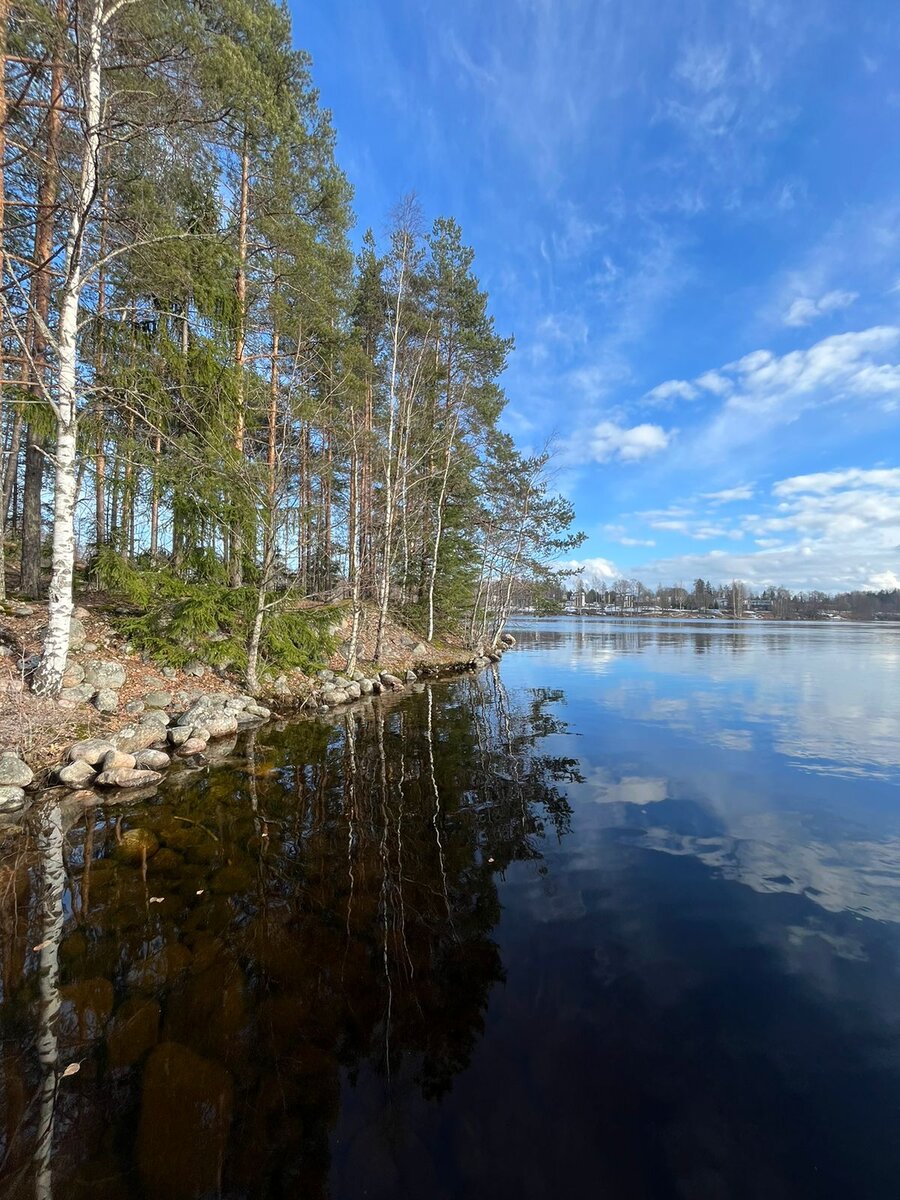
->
xmin=0 ymin=0 xmax=582 ymax=695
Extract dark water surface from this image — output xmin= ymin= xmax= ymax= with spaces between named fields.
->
xmin=2 ymin=619 xmax=900 ymax=1199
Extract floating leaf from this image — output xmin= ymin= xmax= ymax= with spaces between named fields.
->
xmin=33 ymin=940 xmax=51 ymax=952
xmin=61 ymin=1062 xmax=81 ymax=1078
xmin=196 ymin=889 xmax=204 ymax=895
xmin=149 ymin=896 xmax=164 ymax=904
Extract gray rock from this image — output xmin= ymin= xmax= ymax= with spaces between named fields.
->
xmin=140 ymin=709 xmax=170 ymax=728
xmin=177 ymin=737 xmax=207 ymax=755
xmin=358 ymin=678 xmax=375 ymax=695
xmin=191 ymin=726 xmax=210 ymax=742
xmin=162 ymin=666 xmax=177 ymax=680
xmin=12 ymin=604 xmax=35 ymax=618
xmin=272 ymin=676 xmax=291 ymax=697
xmin=62 ymin=661 xmax=86 ymax=687
xmin=0 ymin=785 xmax=27 ymax=811
xmin=93 ymin=687 xmax=119 ymax=714
xmin=68 ymin=616 xmax=87 ymax=651
xmin=58 ymin=760 xmax=97 ymax=788
xmin=412 ymin=642 xmax=427 ymax=656
xmin=101 ymin=749 xmax=137 ymax=772
xmin=322 ymin=689 xmax=347 ymax=706
xmin=333 ymin=676 xmax=352 ymax=690
xmin=318 ymin=669 xmax=335 ymax=682
xmin=125 ymin=700 xmax=146 ymax=715
xmin=0 ymin=753 xmax=33 ymax=789
xmin=203 ymin=715 xmax=238 ymax=739
xmin=245 ymin=703 xmax=271 ymax=719
xmin=83 ymin=659 xmax=127 ymax=690
xmin=144 ymin=690 xmax=171 ymax=709
xmin=82 ymin=641 xmax=99 ymax=654
xmin=168 ymin=726 xmax=193 ymax=747
xmin=184 ymin=660 xmax=206 ymax=677
xmin=114 ymin=726 xmax=164 ymax=756
xmin=404 ymin=669 xmax=417 ymax=683
xmin=68 ymin=738 xmax=117 ymax=765
xmin=499 ymin=632 xmax=516 ymax=647
xmin=59 ymin=683 xmax=94 ymax=703
xmin=135 ymin=749 xmax=170 ymax=771
xmin=344 ymin=682 xmax=361 ymax=700
xmin=380 ymin=672 xmax=403 ymax=689
xmin=95 ymin=767 xmax=163 ymax=789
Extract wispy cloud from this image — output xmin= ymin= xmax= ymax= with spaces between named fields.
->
xmin=784 ymin=288 xmax=858 ymax=326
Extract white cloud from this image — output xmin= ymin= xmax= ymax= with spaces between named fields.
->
xmin=630 ymin=467 xmax=900 ymax=591
xmin=784 ymin=288 xmax=858 ymax=327
xmin=562 ymin=557 xmax=619 ymax=587
xmin=643 ymin=379 xmax=698 ymax=405
xmin=587 ymin=420 xmax=672 ymax=463
xmin=703 ymin=484 xmax=755 ymax=505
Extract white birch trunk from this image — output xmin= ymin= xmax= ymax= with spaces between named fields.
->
xmin=34 ymin=0 xmax=106 ymax=696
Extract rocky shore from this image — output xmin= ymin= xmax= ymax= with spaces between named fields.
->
xmin=0 ymin=619 xmax=516 ymax=829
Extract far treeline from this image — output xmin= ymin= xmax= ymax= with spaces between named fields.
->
xmin=551 ymin=578 xmax=900 ymax=620
xmin=0 ymin=0 xmax=583 ymax=694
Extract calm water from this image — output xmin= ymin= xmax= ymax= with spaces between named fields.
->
xmin=2 ymin=619 xmax=900 ymax=1199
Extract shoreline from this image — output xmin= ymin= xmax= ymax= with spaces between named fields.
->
xmin=0 ymin=637 xmax=513 ymax=839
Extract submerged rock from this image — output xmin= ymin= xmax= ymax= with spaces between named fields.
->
xmin=114 ymin=828 xmax=160 ymax=862
xmin=137 ymin=1042 xmax=233 ymax=1200
xmin=106 ymin=996 xmax=160 ymax=1069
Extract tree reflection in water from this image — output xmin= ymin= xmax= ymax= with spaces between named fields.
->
xmin=0 ymin=670 xmax=577 ymax=1199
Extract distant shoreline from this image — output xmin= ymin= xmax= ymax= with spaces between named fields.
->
xmin=510 ymin=612 xmax=900 ymax=624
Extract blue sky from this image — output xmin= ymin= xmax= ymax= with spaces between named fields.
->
xmin=294 ymin=0 xmax=900 ymax=593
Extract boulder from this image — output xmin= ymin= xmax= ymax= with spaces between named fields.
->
xmin=499 ymin=632 xmax=516 ymax=647
xmin=83 ymin=659 xmax=127 ymax=690
xmin=404 ymin=669 xmax=417 ymax=683
xmin=184 ymin=660 xmax=206 ymax=677
xmin=135 ymin=749 xmax=171 ymax=771
xmin=93 ymin=687 xmax=119 ymax=714
xmin=101 ymin=749 xmax=137 ymax=772
xmin=359 ymin=678 xmax=375 ymax=695
xmin=412 ymin=642 xmax=427 ymax=656
xmin=0 ymin=753 xmax=32 ymax=789
xmin=177 ymin=737 xmax=207 ymax=755
xmin=95 ymin=767 xmax=163 ymax=789
xmin=115 ymin=726 xmax=164 ymax=756
xmin=203 ymin=714 xmax=239 ymax=739
xmin=125 ymin=700 xmax=146 ymax=715
xmin=0 ymin=786 xmax=26 ymax=812
xmin=168 ymin=726 xmax=193 ymax=747
xmin=58 ymin=760 xmax=97 ymax=788
xmin=244 ymin=703 xmax=271 ymax=719
xmin=144 ymin=691 xmax=171 ymax=709
xmin=59 ymin=683 xmax=94 ymax=704
xmin=11 ymin=603 xmax=34 ymax=618
xmin=61 ymin=661 xmax=86 ymax=687
xmin=114 ymin=827 xmax=159 ymax=861
xmin=344 ymin=682 xmax=361 ymax=700
xmin=68 ymin=738 xmax=117 ymax=765
xmin=379 ymin=672 xmax=403 ymax=689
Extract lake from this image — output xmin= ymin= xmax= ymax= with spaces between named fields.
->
xmin=2 ymin=618 xmax=900 ymax=1199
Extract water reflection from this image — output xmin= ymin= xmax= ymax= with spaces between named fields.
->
xmin=0 ymin=672 xmax=577 ymax=1199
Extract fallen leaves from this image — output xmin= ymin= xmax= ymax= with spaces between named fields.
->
xmin=61 ymin=1062 xmax=81 ymax=1078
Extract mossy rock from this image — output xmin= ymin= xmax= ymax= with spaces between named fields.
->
xmin=115 ymin=829 xmax=159 ymax=864
xmin=106 ymin=996 xmax=160 ymax=1069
